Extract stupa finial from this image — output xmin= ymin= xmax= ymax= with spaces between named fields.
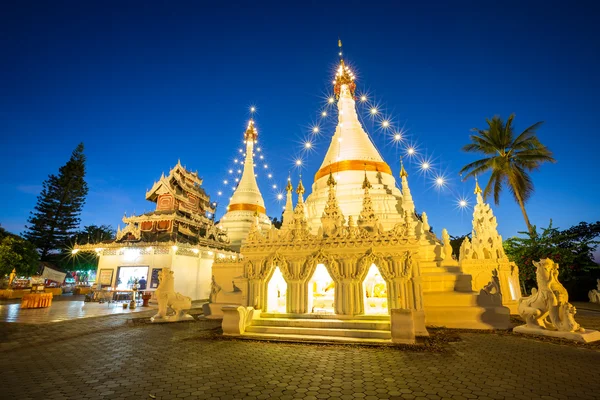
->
xmin=474 ymin=175 xmax=482 ymax=195
xmin=362 ymin=165 xmax=372 ymax=189
xmin=327 ymin=170 xmax=336 ymax=187
xmin=400 ymin=157 xmax=408 ymax=178
xmin=244 ymin=119 xmax=258 ymax=141
xmin=296 ymin=176 xmax=305 ymax=195
xmin=286 ymin=174 xmax=293 ymax=192
xmin=334 ymin=39 xmax=356 ymax=98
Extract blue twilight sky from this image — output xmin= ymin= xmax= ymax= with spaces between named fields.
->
xmin=1 ymin=1 xmax=599 ymax=245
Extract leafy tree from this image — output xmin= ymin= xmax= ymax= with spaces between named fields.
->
xmin=0 ymin=227 xmax=39 ymax=277
xmin=24 ymin=143 xmax=89 ymax=259
xmin=53 ymin=225 xmax=115 ymax=272
xmin=504 ymin=221 xmax=600 ymax=297
xmin=449 ymin=233 xmax=471 ymax=258
xmin=72 ymin=225 xmax=115 ymax=244
xmin=460 ymin=114 xmax=555 ymax=235
xmin=270 ymin=217 xmax=282 ymax=229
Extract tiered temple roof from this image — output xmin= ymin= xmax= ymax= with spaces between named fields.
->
xmin=113 ymin=161 xmax=230 ymax=248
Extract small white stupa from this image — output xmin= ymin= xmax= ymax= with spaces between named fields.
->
xmin=219 ymin=119 xmax=271 ymax=250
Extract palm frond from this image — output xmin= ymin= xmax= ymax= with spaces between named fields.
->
xmin=512 ymin=121 xmax=545 ymax=148
xmin=507 ymin=165 xmax=534 ymax=204
xmin=483 ymin=169 xmax=505 ymax=205
xmin=459 ymin=157 xmax=494 ymax=177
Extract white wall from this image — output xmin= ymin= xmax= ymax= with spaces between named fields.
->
xmin=95 ymin=249 xmax=224 ymax=301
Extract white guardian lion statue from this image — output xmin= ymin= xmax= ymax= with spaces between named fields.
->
xmin=151 ymin=268 xmax=193 ymax=322
xmin=518 ymin=259 xmax=580 ymax=332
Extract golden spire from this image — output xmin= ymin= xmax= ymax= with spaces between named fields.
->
xmin=296 ymin=177 xmax=305 ymax=195
xmin=244 ymin=119 xmax=258 ymax=141
xmin=362 ymin=167 xmax=372 ymax=189
xmin=285 ymin=176 xmax=293 ymax=192
xmin=400 ymin=157 xmax=408 ymax=178
xmin=334 ymin=39 xmax=356 ymax=98
xmin=327 ymin=170 xmax=336 ymax=187
xmin=474 ymin=176 xmax=482 ymax=195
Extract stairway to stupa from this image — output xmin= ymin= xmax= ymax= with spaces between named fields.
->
xmin=242 ymin=313 xmax=393 ymax=344
xmin=419 ymin=261 xmax=511 ymax=329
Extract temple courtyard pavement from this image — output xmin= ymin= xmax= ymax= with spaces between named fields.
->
xmin=1 ymin=298 xmax=600 ymax=400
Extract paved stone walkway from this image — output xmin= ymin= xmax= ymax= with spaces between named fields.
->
xmin=0 ymin=296 xmax=208 ymax=324
xmin=0 ymin=296 xmax=156 ymax=323
xmin=2 ymin=309 xmax=600 ymax=400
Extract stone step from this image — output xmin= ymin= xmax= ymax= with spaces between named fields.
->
xmin=424 ymin=305 xmax=511 ymax=330
xmin=259 ymin=312 xmax=390 ymax=321
xmin=423 ymin=291 xmax=479 ymax=307
xmin=239 ymin=332 xmax=392 ymax=344
xmin=252 ymin=317 xmax=391 ymax=330
xmin=245 ymin=325 xmax=392 ymax=339
xmin=421 ymin=273 xmax=473 ymax=292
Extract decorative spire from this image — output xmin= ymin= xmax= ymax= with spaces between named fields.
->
xmin=220 ymin=115 xmax=269 ymax=249
xmin=461 ymin=181 xmax=507 ymax=261
xmin=474 ymin=176 xmax=483 ymax=204
xmin=293 ymin=176 xmax=308 ymax=231
xmin=358 ymin=169 xmax=378 ymax=229
xmin=244 ymin=119 xmax=258 ymax=141
xmin=362 ymin=169 xmax=372 ymax=189
xmin=474 ymin=175 xmax=482 ymax=195
xmin=333 ymin=39 xmax=356 ymax=98
xmin=400 ymin=158 xmax=415 ymax=215
xmin=327 ymin=171 xmax=336 ymax=187
xmin=296 ymin=178 xmax=305 ymax=195
xmin=282 ymin=176 xmax=294 ymax=229
xmin=321 ymin=171 xmax=345 ymax=235
xmin=400 ymin=157 xmax=408 ymax=178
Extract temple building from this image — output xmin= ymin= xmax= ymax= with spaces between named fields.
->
xmin=210 ymin=43 xmax=522 ymax=342
xmin=218 ymin=119 xmax=272 ymax=250
xmin=75 ymin=161 xmax=236 ymax=300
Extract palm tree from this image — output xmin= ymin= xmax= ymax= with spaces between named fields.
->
xmin=460 ymin=114 xmax=556 ymax=235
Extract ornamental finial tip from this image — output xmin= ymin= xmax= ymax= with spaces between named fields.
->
xmin=400 ymin=157 xmax=408 ymax=178
xmin=474 ymin=175 xmax=482 ymax=195
xmin=296 ymin=178 xmax=305 ymax=195
xmin=327 ymin=170 xmax=336 ymax=187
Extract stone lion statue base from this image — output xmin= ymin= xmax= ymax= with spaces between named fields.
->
xmin=514 ymin=259 xmax=600 ymax=343
xmin=151 ymin=268 xmax=194 ymax=323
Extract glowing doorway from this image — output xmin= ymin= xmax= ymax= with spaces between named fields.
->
xmin=363 ymin=264 xmax=388 ymax=314
xmin=308 ymin=264 xmax=335 ymax=314
xmin=267 ymin=267 xmax=287 ymax=313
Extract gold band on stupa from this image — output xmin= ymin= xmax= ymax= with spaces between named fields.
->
xmin=315 ymin=160 xmax=392 ymax=182
xmin=227 ymin=203 xmax=266 ymax=214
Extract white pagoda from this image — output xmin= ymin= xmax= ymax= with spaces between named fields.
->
xmin=305 ymin=58 xmax=405 ymax=231
xmin=219 ymin=119 xmax=271 ymax=250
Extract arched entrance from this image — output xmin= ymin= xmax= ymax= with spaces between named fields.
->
xmin=363 ymin=264 xmax=388 ymax=314
xmin=266 ymin=266 xmax=287 ymax=313
xmin=308 ymin=263 xmax=335 ymax=314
